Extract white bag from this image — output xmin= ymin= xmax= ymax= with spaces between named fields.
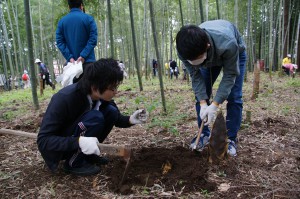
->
xmin=56 ymin=61 xmax=83 ymax=87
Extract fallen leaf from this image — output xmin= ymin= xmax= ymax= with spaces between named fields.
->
xmin=218 ymin=183 xmax=230 ymax=192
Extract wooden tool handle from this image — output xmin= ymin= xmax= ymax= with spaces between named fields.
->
xmin=0 ymin=128 xmax=131 ymax=159
xmin=97 ymin=143 xmax=131 ymax=158
xmin=193 ymin=121 xmax=204 ymax=150
xmin=0 ymin=128 xmax=37 ymax=138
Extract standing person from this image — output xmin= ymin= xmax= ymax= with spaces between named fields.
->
xmin=170 ymin=60 xmax=179 ymax=79
xmin=152 ymin=59 xmax=158 ymax=77
xmin=282 ymin=54 xmax=292 ymax=76
xmin=22 ymin=70 xmax=31 ymax=89
xmin=176 ymin=20 xmax=246 ymax=157
xmin=118 ymin=61 xmax=128 ymax=79
xmin=35 ymin=59 xmax=55 ymax=90
xmin=182 ymin=63 xmax=187 ymax=80
xmin=37 ymin=58 xmax=148 ymax=176
xmin=56 ymin=0 xmax=97 ymax=83
xmin=164 ymin=62 xmax=169 ymax=77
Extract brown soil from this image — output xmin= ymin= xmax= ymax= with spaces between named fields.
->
xmin=0 ymin=76 xmax=300 ymax=198
xmin=105 ymin=146 xmax=235 ymax=194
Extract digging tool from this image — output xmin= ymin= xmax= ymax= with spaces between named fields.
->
xmin=118 ymin=146 xmax=132 ymax=188
xmin=192 ymin=120 xmax=205 ymax=151
xmin=0 ymin=128 xmax=132 ymax=160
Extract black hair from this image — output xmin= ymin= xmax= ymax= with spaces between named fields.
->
xmin=176 ymin=25 xmax=209 ymax=60
xmin=78 ymin=58 xmax=123 ymax=95
xmin=68 ymin=0 xmax=83 ymax=8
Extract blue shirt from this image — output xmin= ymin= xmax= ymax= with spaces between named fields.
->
xmin=56 ymin=8 xmax=97 ymax=63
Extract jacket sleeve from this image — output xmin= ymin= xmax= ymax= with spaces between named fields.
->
xmin=80 ymin=15 xmax=98 ymax=59
xmin=214 ymin=39 xmax=239 ymax=104
xmin=56 ymin=20 xmax=74 ymax=61
xmin=37 ymin=93 xmax=79 ymax=152
xmin=109 ymin=101 xmax=133 ymax=128
xmin=177 ymin=53 xmax=208 ymax=101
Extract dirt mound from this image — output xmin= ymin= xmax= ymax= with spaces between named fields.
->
xmin=103 ymin=146 xmax=237 ymax=194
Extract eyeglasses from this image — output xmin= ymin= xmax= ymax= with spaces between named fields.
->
xmin=108 ymin=85 xmax=119 ymax=92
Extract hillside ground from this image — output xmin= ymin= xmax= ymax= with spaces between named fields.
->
xmin=0 ymin=72 xmax=299 ymax=198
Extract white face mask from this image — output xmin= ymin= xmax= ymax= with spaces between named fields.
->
xmin=187 ymin=52 xmax=207 ymax=65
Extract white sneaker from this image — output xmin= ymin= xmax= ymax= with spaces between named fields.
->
xmin=227 ymin=140 xmax=237 ymax=156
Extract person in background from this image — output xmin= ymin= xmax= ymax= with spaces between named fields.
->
xmin=170 ymin=60 xmax=179 ymax=79
xmin=118 ymin=61 xmax=128 ymax=79
xmin=283 ymin=63 xmax=298 ymax=78
xmin=22 ymin=70 xmax=31 ymax=89
xmin=164 ymin=62 xmax=169 ymax=77
xmin=176 ymin=20 xmax=246 ymax=157
xmin=282 ymin=54 xmax=292 ymax=76
xmin=37 ymin=58 xmax=148 ymax=176
xmin=152 ymin=59 xmax=158 ymax=77
xmin=35 ymin=59 xmax=55 ymax=90
xmin=182 ymin=62 xmax=187 ymax=80
xmin=56 ymin=0 xmax=97 ymax=83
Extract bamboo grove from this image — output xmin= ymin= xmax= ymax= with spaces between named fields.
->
xmin=0 ymin=0 xmax=299 ymax=86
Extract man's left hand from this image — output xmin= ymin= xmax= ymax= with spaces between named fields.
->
xmin=76 ymin=56 xmax=85 ymax=64
xmin=129 ymin=109 xmax=148 ymax=124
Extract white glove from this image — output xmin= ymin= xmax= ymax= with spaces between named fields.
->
xmin=78 ymin=136 xmax=100 ymax=156
xmin=199 ymin=102 xmax=208 ymax=121
xmin=129 ymin=109 xmax=148 ymax=124
xmin=202 ymin=103 xmax=218 ymax=126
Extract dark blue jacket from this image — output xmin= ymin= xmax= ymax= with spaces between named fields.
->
xmin=56 ymin=8 xmax=97 ymax=63
xmin=37 ymin=83 xmax=131 ymax=171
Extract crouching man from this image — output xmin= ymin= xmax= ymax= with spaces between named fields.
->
xmin=37 ymin=58 xmax=147 ymax=176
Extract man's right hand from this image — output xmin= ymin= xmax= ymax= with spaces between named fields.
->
xmin=79 ymin=136 xmax=100 ymax=155
xmin=70 ymin=58 xmax=75 ymax=64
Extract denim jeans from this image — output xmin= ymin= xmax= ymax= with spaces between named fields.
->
xmin=66 ymin=104 xmax=118 ymax=167
xmin=195 ymin=51 xmax=247 ymax=141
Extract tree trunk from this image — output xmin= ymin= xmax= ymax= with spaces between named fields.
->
xmin=149 ymin=0 xmax=167 ymax=113
xmin=5 ymin=0 xmax=19 ymax=76
xmin=38 ymin=1 xmax=44 ymax=61
xmin=10 ymin=0 xmax=25 ymax=72
xmin=268 ymin=0 xmax=274 ymax=78
xmin=198 ymin=0 xmax=204 ymax=23
xmin=215 ymin=0 xmax=220 ymax=19
xmin=179 ymin=0 xmax=184 ymax=26
xmin=296 ymin=14 xmax=300 ymax=68
xmin=283 ymin=0 xmax=290 ymax=57
xmin=24 ymin=0 xmax=39 ymax=110
xmin=0 ymin=5 xmax=15 ymax=89
xmin=234 ymin=0 xmax=238 ymax=27
xmin=107 ymin=0 xmax=114 ymax=58
xmin=251 ymin=61 xmax=260 ymax=100
xmin=129 ymin=0 xmax=143 ymax=91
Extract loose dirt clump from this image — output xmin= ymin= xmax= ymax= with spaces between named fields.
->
xmin=104 ymin=146 xmax=237 ymax=194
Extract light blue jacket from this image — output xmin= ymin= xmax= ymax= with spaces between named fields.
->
xmin=179 ymin=20 xmax=246 ymax=104
xmin=56 ymin=8 xmax=97 ymax=63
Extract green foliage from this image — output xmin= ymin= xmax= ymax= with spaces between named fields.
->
xmin=0 ymin=88 xmax=54 ymax=121
xmin=285 ymin=78 xmax=300 ymax=87
xmin=216 ymin=170 xmax=227 ymax=177
xmin=200 ymin=189 xmax=211 ymax=197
